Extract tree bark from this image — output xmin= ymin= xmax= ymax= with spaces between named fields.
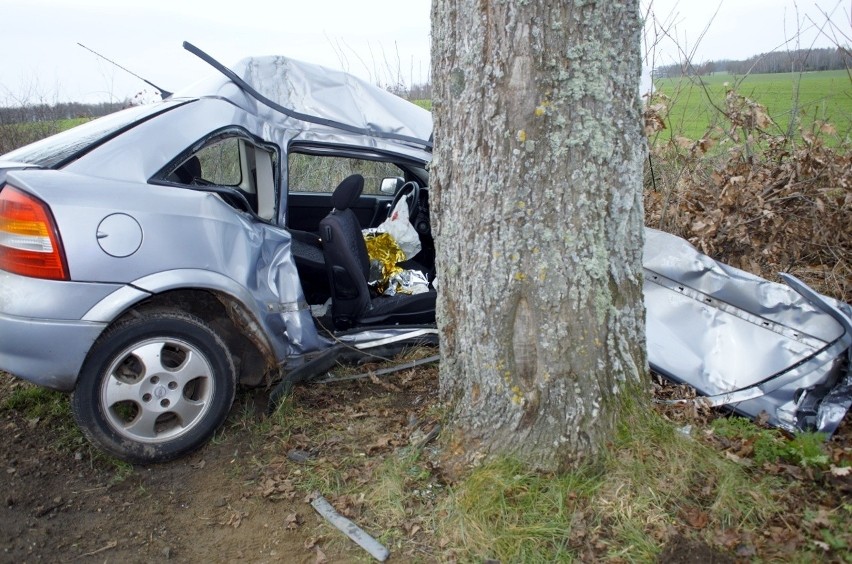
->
xmin=431 ymin=0 xmax=648 ymax=471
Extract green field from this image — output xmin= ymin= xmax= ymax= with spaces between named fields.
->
xmin=653 ymin=70 xmax=852 ymax=143
xmin=0 ymin=117 xmax=90 ymax=154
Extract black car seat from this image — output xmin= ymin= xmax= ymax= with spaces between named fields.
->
xmin=319 ymin=174 xmax=436 ymax=329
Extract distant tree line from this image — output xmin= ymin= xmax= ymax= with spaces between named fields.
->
xmin=0 ymin=101 xmax=124 ymax=125
xmin=381 ymin=81 xmax=432 ymax=101
xmin=0 ymin=101 xmax=127 ymax=154
xmin=405 ymin=82 xmax=432 ymax=100
xmin=654 ymin=47 xmax=851 ymax=78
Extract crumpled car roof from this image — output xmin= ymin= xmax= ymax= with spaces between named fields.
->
xmin=177 ymin=52 xmax=433 ymax=150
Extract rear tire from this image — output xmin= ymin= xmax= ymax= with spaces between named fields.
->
xmin=72 ymin=310 xmax=236 ymax=464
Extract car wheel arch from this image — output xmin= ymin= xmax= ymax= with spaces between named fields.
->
xmin=91 ymin=288 xmax=277 ymax=388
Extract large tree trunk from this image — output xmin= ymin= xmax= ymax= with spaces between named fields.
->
xmin=431 ymin=0 xmax=648 ymax=471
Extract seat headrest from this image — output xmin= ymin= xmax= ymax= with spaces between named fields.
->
xmin=331 ymin=174 xmax=364 ymax=210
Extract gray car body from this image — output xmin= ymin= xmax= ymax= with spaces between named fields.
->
xmin=0 ymin=53 xmax=849 ymax=436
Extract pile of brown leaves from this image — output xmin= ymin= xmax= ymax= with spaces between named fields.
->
xmin=645 ymin=90 xmax=851 ymax=302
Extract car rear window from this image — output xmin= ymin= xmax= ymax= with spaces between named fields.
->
xmin=1 ymin=100 xmax=191 ymax=169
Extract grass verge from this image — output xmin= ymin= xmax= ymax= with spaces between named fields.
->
xmin=0 ymin=377 xmax=133 ymax=478
xmin=2 ymin=362 xmax=850 ymax=561
xmin=436 ymin=404 xmax=780 ymax=562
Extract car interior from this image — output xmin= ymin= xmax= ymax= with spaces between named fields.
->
xmin=317 ymin=174 xmax=436 ymax=329
xmin=161 ymin=139 xmax=437 ymax=332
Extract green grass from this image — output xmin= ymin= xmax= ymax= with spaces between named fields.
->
xmin=1 ymin=384 xmax=73 ymax=421
xmin=437 ymin=406 xmax=780 ymax=562
xmin=53 ymin=117 xmax=90 ymax=130
xmin=654 ymin=70 xmax=852 ymax=143
xmin=431 ymin=412 xmax=847 ymax=561
xmin=0 ymin=117 xmax=91 ymax=154
xmin=1 ymin=117 xmax=90 ymax=135
xmin=1 ymin=380 xmax=133 ymax=477
xmin=711 ymin=416 xmax=833 ymax=468
xmin=440 ymin=458 xmax=599 ymax=562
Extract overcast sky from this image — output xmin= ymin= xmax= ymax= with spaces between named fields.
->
xmin=0 ymin=0 xmax=848 ymax=104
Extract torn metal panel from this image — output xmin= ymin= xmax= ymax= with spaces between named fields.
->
xmin=336 ymin=327 xmax=439 ymax=349
xmin=644 ymin=228 xmax=852 ymax=434
xmin=230 ymin=214 xmax=327 ymax=357
xmin=176 ymin=50 xmax=433 ymax=163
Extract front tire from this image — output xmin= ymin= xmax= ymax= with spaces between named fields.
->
xmin=72 ymin=310 xmax=236 ymax=464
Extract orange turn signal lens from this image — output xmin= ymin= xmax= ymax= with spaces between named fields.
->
xmin=0 ymin=185 xmax=69 ymax=280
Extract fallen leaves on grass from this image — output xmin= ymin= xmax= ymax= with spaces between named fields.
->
xmin=829 ymin=465 xmax=850 ymax=477
xmin=284 ymin=512 xmax=302 ymax=530
xmin=680 ymin=506 xmax=709 ymax=529
xmin=260 ymin=475 xmax=297 ymax=500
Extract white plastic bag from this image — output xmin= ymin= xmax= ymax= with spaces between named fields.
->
xmin=376 ymin=194 xmax=421 ymax=259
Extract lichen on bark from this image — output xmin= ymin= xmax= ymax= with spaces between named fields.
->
xmin=431 ymin=0 xmax=648 ymax=472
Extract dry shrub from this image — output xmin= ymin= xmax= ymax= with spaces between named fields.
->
xmin=645 ymin=89 xmax=851 ymax=302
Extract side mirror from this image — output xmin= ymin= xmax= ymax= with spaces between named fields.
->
xmin=380 ymin=176 xmax=404 ymax=195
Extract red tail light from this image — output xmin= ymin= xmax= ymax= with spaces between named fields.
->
xmin=0 ymin=185 xmax=69 ymax=280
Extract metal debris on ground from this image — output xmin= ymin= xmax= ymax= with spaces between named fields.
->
xmin=314 ymin=354 xmax=440 ymax=385
xmin=309 ymin=493 xmax=389 ymax=561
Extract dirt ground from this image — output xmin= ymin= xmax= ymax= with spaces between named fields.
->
xmin=1 ymin=389 xmax=317 ymax=563
xmin=2 ymin=367 xmax=850 ymax=563
xmin=0 ymin=367 xmax=441 ymax=564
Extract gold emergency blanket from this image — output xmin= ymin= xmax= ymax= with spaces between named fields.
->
xmin=364 ymin=232 xmax=404 ymax=294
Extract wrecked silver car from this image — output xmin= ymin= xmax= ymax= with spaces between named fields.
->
xmin=0 ymin=43 xmax=849 ymax=463
xmin=644 ymin=229 xmax=851 ymax=435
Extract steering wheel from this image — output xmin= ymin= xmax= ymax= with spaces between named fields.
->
xmin=388 ymin=180 xmax=420 ymax=224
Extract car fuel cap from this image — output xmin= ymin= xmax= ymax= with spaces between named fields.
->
xmin=96 ymin=213 xmax=143 ymax=257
